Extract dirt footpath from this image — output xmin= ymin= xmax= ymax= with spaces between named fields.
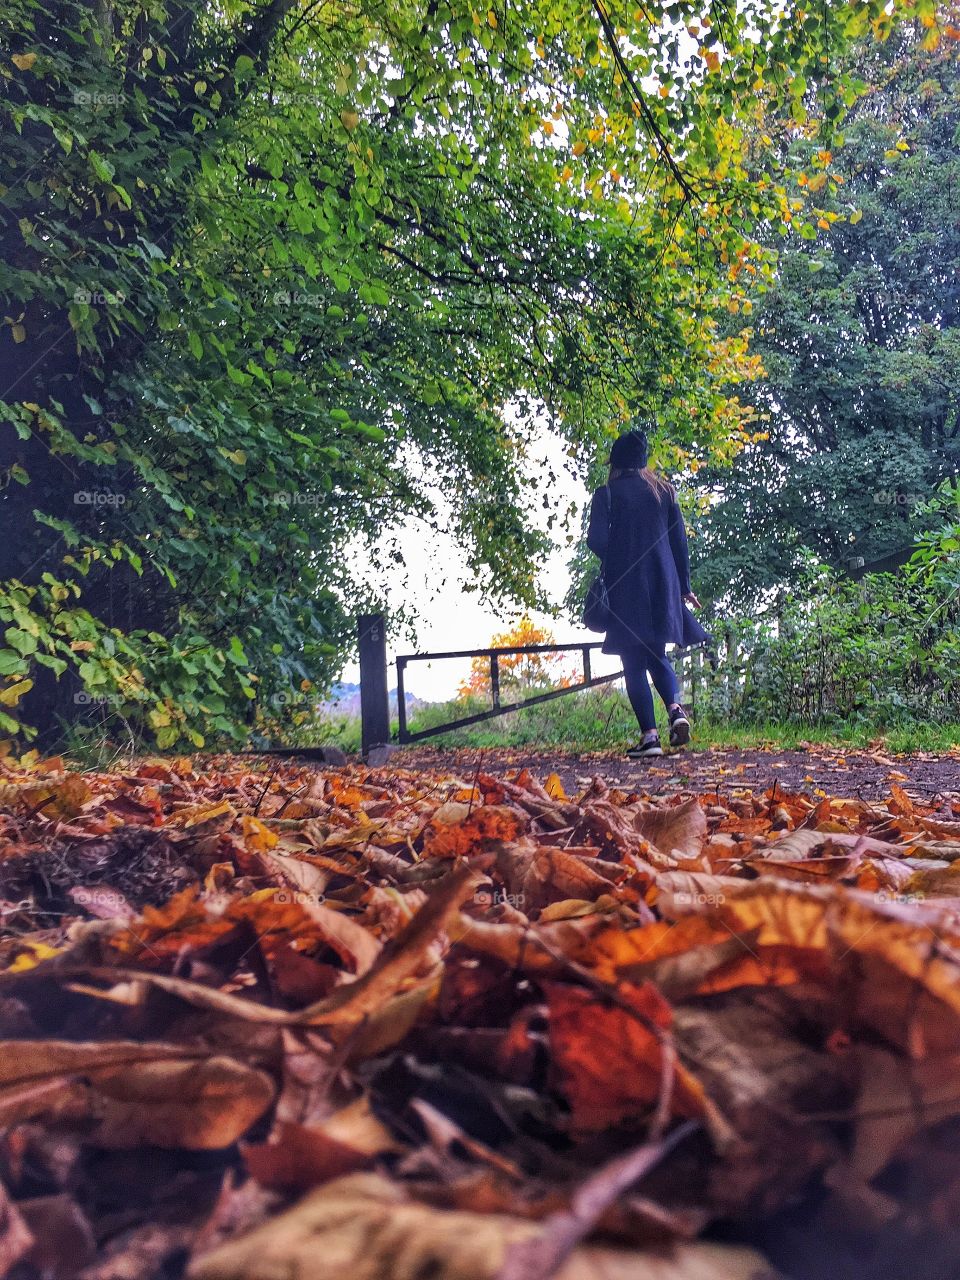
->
xmin=400 ymin=743 xmax=960 ymax=804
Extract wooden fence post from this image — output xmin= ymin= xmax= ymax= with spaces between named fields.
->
xmin=358 ymin=613 xmax=390 ymax=759
xmin=677 ymin=652 xmax=690 ymax=706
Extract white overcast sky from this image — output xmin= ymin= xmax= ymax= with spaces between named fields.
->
xmin=340 ymin=425 xmax=625 ymax=701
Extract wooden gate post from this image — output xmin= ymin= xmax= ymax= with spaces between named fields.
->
xmin=358 ymin=613 xmax=390 ymax=758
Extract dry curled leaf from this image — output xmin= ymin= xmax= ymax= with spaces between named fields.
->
xmin=188 ymin=1172 xmax=777 ymax=1280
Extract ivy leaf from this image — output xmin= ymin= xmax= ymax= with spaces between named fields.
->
xmin=89 ymin=150 xmax=116 ymax=183
xmin=0 ymin=650 xmax=26 ymax=676
xmin=5 ymin=629 xmax=37 ymax=657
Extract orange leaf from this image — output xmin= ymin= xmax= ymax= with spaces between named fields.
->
xmin=423 ymin=805 xmax=528 ymax=858
xmin=244 ymin=1121 xmax=374 ymax=1190
xmin=546 ymin=981 xmax=705 ymax=1130
xmin=543 ymin=772 xmax=567 ymax=800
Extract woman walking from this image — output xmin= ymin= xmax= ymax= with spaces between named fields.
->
xmin=587 ymin=428 xmax=707 ymax=759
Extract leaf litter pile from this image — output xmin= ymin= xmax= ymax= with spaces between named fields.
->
xmin=3 ymin=756 xmax=960 ymax=1278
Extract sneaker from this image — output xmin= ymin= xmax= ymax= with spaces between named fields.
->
xmin=627 ymin=733 xmax=663 ymax=759
xmin=668 ymin=704 xmax=691 ymax=747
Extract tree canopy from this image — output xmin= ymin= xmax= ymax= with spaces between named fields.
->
xmin=2 ymin=0 xmax=953 ymax=746
xmin=692 ymin=25 xmax=960 ymax=606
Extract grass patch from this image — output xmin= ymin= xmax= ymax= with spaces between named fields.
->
xmin=400 ymin=689 xmax=960 ymax=755
xmin=269 ymin=687 xmax=960 ymax=757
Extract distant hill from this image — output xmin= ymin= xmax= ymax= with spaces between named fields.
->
xmin=322 ymin=682 xmax=423 ymax=717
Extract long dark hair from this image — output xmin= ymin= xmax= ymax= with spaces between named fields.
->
xmin=609 ymin=465 xmax=674 ymax=502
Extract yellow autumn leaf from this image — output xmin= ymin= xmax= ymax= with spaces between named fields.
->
xmin=572 ymin=140 xmax=586 ymax=156
xmin=544 ymin=772 xmax=567 ymax=800
xmin=0 ymin=679 xmax=33 ymax=708
xmin=12 ymin=52 xmax=37 ymax=71
xmin=11 ymin=323 xmax=26 ymax=343
xmin=242 ymin=814 xmax=280 ymax=852
xmin=177 ymin=799 xmax=236 ymax=829
xmin=8 ymin=940 xmax=62 ymax=973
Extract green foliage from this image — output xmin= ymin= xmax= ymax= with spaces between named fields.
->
xmin=1 ymin=0 xmax=942 ymax=748
xmin=406 ymin=686 xmax=641 ymax=749
xmin=693 ymin=28 xmax=960 ymax=605
xmin=695 ymin=487 xmax=960 ymax=728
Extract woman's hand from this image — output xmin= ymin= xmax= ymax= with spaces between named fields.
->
xmin=684 ymin=592 xmax=702 ymax=609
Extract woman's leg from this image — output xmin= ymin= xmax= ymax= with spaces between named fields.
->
xmin=621 ymin=647 xmax=657 ymax=733
xmin=645 ymin=646 xmax=680 ymax=711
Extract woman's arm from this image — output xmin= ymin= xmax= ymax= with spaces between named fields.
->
xmin=586 ymin=487 xmax=609 ymax=560
xmin=667 ymin=494 xmax=693 ymax=596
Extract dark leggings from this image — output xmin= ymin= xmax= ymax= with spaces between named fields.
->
xmin=621 ymin=644 xmax=679 ymax=733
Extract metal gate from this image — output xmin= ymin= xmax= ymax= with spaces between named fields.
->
xmin=357 ymin=614 xmax=623 ymax=755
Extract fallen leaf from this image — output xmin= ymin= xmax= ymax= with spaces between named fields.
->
xmin=0 ymin=1041 xmax=274 ymax=1148
xmin=188 ymin=1172 xmax=777 ymax=1280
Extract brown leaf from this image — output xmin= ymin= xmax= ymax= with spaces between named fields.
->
xmin=519 ymin=847 xmax=625 ymax=914
xmin=76 ymin=863 xmax=482 ymax=1033
xmin=244 ymin=1121 xmax=375 ymax=1190
xmin=635 ymin=799 xmax=707 ymax=860
xmin=0 ymin=1041 xmax=274 ymax=1148
xmin=298 ymin=900 xmax=382 ymax=974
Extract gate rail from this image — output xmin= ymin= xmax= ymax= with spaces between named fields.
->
xmin=357 ymin=614 xmax=623 ymax=753
xmin=357 ymin=613 xmax=719 ymax=756
xmin=395 ymin=641 xmax=622 ymax=744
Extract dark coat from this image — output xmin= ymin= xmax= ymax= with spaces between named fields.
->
xmin=587 ymin=472 xmax=710 ymax=655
